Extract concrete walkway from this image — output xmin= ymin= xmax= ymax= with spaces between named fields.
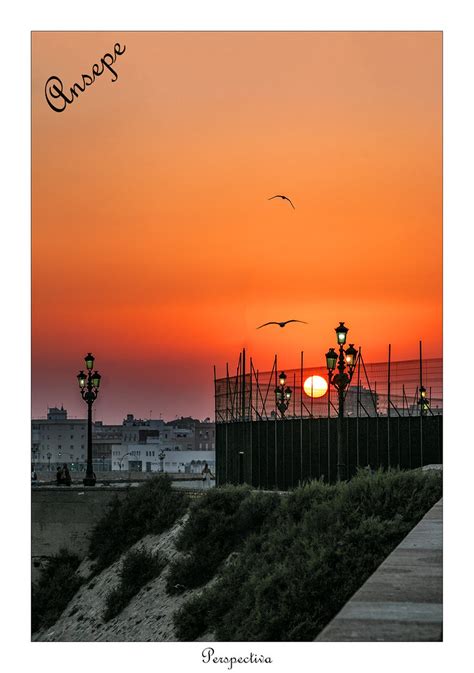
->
xmin=315 ymin=499 xmax=442 ymax=641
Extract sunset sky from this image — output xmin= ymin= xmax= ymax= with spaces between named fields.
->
xmin=32 ymin=31 xmax=442 ymax=423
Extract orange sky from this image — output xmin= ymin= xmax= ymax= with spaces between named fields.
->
xmin=32 ymin=32 xmax=442 ymax=423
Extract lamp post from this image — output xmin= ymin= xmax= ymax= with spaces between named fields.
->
xmin=325 ymin=323 xmax=358 ymax=481
xmin=118 ymin=452 xmax=133 ymax=472
xmin=418 ymin=386 xmax=430 ymax=416
xmin=159 ymin=449 xmax=166 ymax=473
xmin=77 ymin=353 xmax=101 ymax=486
xmin=275 ymin=371 xmax=292 ymax=417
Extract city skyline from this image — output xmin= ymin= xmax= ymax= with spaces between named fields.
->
xmin=32 ymin=32 xmax=442 ymax=424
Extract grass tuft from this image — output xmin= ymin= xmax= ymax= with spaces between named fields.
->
xmin=88 ymin=475 xmax=188 ymax=574
xmin=32 ymin=549 xmax=83 ymax=634
xmin=103 ymin=548 xmax=165 ymax=621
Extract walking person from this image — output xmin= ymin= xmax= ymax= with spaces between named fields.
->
xmin=62 ymin=463 xmax=72 ymax=486
xmin=201 ymin=462 xmax=214 ymax=489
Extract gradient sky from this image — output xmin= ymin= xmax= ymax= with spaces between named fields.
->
xmin=32 ymin=31 xmax=442 ymax=423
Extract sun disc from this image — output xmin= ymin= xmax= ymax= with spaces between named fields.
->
xmin=303 ymin=375 xmax=328 ymax=398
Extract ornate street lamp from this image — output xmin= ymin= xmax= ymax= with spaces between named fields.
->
xmin=275 ymin=371 xmax=292 ymax=417
xmin=325 ymin=323 xmax=358 ymax=481
xmin=119 ymin=452 xmax=133 ymax=472
xmin=77 ymin=352 xmax=101 ymax=486
xmin=159 ymin=449 xmax=166 ymax=473
xmin=418 ymin=386 xmax=430 ymax=416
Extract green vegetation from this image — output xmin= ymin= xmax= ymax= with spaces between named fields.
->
xmin=173 ymin=469 xmax=442 ymax=641
xmin=166 ymin=485 xmax=280 ymax=594
xmin=32 ymin=549 xmax=84 ymax=634
xmin=103 ymin=548 xmax=165 ymax=621
xmin=88 ymin=475 xmax=189 ymax=574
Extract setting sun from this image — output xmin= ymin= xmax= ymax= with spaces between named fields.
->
xmin=303 ymin=375 xmax=328 ymax=398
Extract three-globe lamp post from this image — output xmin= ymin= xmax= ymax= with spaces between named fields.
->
xmin=418 ymin=386 xmax=430 ymax=416
xmin=325 ymin=323 xmax=358 ymax=481
xmin=275 ymin=371 xmax=292 ymax=417
xmin=77 ymin=353 xmax=101 ymax=486
xmin=159 ymin=449 xmax=166 ymax=473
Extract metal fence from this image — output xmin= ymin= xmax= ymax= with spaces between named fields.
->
xmin=214 ymin=348 xmax=442 ymax=488
xmin=216 ymin=415 xmax=442 ymax=488
xmin=215 ymin=352 xmax=442 ymax=421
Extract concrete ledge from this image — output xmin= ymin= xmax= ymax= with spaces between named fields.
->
xmin=315 ymin=499 xmax=442 ymax=642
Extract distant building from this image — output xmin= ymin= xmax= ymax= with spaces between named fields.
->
xmin=110 ymin=447 xmax=215 ymax=474
xmin=92 ymin=421 xmax=123 ymax=470
xmin=32 ymin=409 xmax=215 ymax=472
xmin=344 ymin=386 xmax=379 ymax=417
xmin=31 ymin=407 xmax=87 ymax=471
xmin=111 ymin=416 xmax=215 ymax=470
xmin=194 ymin=419 xmax=215 ymax=450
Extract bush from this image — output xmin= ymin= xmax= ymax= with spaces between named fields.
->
xmin=166 ymin=486 xmax=280 ymax=594
xmin=173 ymin=469 xmax=442 ymax=641
xmin=88 ymin=475 xmax=188 ymax=573
xmin=32 ymin=549 xmax=83 ymax=634
xmin=103 ymin=548 xmax=165 ymax=621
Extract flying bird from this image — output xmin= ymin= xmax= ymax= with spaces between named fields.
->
xmin=257 ymin=320 xmax=308 ymax=329
xmin=268 ymin=194 xmax=295 ymax=209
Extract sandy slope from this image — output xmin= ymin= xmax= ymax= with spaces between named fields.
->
xmin=33 ymin=514 xmax=214 ymax=642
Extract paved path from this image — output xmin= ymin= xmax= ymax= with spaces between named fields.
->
xmin=316 ymin=499 xmax=442 ymax=641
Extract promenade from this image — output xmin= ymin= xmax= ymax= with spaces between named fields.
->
xmin=316 ymin=498 xmax=442 ymax=641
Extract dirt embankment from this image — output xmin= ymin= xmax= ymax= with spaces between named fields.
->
xmin=33 ymin=514 xmax=214 ymax=642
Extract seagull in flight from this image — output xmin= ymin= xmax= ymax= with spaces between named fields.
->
xmin=268 ymin=194 xmax=295 ymax=209
xmin=257 ymin=320 xmax=308 ymax=329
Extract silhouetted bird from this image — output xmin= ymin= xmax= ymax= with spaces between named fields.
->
xmin=268 ymin=194 xmax=295 ymax=209
xmin=257 ymin=320 xmax=308 ymax=329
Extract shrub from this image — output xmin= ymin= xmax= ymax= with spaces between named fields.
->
xmin=88 ymin=475 xmax=188 ymax=573
xmin=103 ymin=548 xmax=165 ymax=621
xmin=166 ymin=486 xmax=280 ymax=594
xmin=173 ymin=469 xmax=442 ymax=641
xmin=32 ymin=549 xmax=83 ymax=634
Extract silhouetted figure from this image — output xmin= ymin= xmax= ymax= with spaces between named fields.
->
xmin=268 ymin=194 xmax=295 ymax=209
xmin=56 ymin=466 xmax=63 ymax=485
xmin=202 ymin=462 xmax=214 ymax=489
xmin=63 ymin=464 xmax=72 ymax=486
xmin=257 ymin=319 xmax=308 ymax=329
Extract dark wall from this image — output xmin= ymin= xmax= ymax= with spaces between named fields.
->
xmin=216 ymin=415 xmax=442 ymax=489
xmin=31 ymin=487 xmax=130 ymax=580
